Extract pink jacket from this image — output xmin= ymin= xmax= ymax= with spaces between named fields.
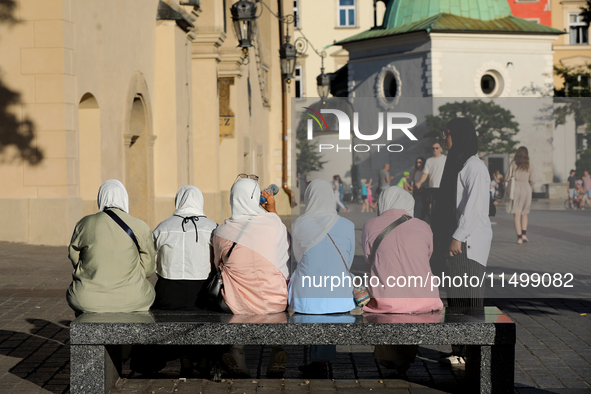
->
xmin=213 ymin=236 xmax=288 ymax=315
xmin=362 ymin=209 xmax=443 ymax=314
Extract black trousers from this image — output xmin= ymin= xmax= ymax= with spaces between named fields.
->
xmin=152 ymin=275 xmax=208 ymax=311
xmin=444 ymin=244 xmax=485 ymax=357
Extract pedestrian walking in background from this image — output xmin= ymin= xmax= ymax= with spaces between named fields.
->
xmin=378 ymin=163 xmax=394 ymax=197
xmin=333 ymin=175 xmax=349 ymax=213
xmin=361 ymin=178 xmax=370 ymax=213
xmin=412 ymin=157 xmax=426 ymax=219
xmin=567 ymin=170 xmax=577 ymax=209
xmin=505 ymin=147 xmax=535 ymax=244
xmin=431 ymin=118 xmax=492 ymax=365
xmin=416 ymin=141 xmax=447 ymax=224
xmin=367 ymin=178 xmax=376 ymax=212
xmin=582 ymin=171 xmax=591 ymax=208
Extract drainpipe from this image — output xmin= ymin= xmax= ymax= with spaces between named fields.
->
xmin=277 ymin=0 xmax=295 ymax=207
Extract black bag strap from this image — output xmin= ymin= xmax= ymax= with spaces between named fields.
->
xmin=219 ymin=242 xmax=237 ymax=274
xmin=104 ymin=209 xmax=140 ymax=253
xmin=368 ymin=214 xmax=412 ymax=266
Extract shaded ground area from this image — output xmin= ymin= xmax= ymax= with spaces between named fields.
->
xmin=0 ymin=205 xmax=589 ymax=393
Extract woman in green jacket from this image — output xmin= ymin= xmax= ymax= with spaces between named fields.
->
xmin=67 ymin=179 xmax=156 ymax=314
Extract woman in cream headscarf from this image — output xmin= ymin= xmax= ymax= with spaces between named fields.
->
xmin=362 ymin=186 xmax=443 ymax=374
xmin=212 ymin=177 xmax=291 ymax=378
xmin=289 ymin=179 xmax=356 ymax=377
xmin=67 ymin=180 xmax=156 ymax=314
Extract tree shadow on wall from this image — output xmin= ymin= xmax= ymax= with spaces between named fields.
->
xmin=0 ymin=0 xmax=43 ymax=165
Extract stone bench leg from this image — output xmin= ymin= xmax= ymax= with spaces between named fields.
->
xmin=466 ymin=345 xmax=514 ymax=394
xmin=70 ymin=345 xmax=122 ymax=394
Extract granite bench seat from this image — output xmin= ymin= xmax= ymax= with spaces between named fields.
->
xmin=70 ymin=306 xmax=515 ymax=394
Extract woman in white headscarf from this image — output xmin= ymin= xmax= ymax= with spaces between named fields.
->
xmin=132 ymin=185 xmax=218 ymax=378
xmin=213 ymin=178 xmax=290 ymax=313
xmin=289 ymin=179 xmax=355 ymax=313
xmin=288 ymin=179 xmax=356 ymax=378
xmin=152 ymin=185 xmax=218 ymax=311
xmin=66 ymin=180 xmax=156 ymax=314
xmin=362 ymin=186 xmax=443 ymax=374
xmin=212 ymin=177 xmax=291 ymax=378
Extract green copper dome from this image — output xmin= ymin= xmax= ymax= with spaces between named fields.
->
xmin=382 ymin=0 xmax=512 ymax=28
xmin=335 ymin=0 xmax=563 ymax=45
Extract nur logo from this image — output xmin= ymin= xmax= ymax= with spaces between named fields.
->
xmin=304 ymin=108 xmax=419 ymax=153
xmin=303 ymin=107 xmax=328 ymax=135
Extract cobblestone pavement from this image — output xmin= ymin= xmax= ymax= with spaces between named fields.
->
xmin=0 ymin=205 xmax=589 ymax=393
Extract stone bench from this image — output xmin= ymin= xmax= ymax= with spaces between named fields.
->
xmin=69 ymin=306 xmax=515 ymax=394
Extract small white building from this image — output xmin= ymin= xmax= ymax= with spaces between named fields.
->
xmin=333 ymin=0 xmax=570 ymax=194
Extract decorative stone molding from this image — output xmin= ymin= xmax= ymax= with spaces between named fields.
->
xmin=156 ymin=0 xmax=196 ymax=33
xmin=374 ymin=62 xmax=402 ymax=110
xmin=191 ymin=31 xmax=226 ymax=62
xmin=219 ymin=51 xmax=244 ymax=78
xmin=474 ymin=61 xmax=511 ymax=98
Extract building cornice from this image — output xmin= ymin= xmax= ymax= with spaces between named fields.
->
xmin=191 ymin=30 xmax=226 ymax=61
xmin=219 ymin=51 xmax=244 ymax=78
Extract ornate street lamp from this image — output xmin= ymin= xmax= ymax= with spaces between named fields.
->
xmin=316 ymin=70 xmax=330 ymax=99
xmin=316 ymin=53 xmax=330 ymax=98
xmin=279 ymin=37 xmax=297 ymax=83
xmin=230 ymin=0 xmax=257 ymax=51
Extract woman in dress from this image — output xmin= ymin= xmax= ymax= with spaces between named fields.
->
xmin=289 ymin=179 xmax=356 ymax=377
xmin=67 ymin=180 xmax=156 ymax=315
xmin=505 ymin=146 xmax=535 ymax=244
xmin=362 ymin=186 xmax=443 ymax=374
xmin=212 ymin=177 xmax=291 ymax=378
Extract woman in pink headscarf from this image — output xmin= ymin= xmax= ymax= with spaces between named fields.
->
xmin=362 ymin=186 xmax=443 ymax=374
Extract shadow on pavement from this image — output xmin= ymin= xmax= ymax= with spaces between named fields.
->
xmin=1 ymin=319 xmax=70 ymax=393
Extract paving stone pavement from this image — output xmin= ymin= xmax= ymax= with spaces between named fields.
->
xmin=0 ymin=205 xmax=589 ymax=393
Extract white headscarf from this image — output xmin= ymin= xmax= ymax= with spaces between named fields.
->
xmin=215 ymin=178 xmax=290 ymax=278
xmin=97 ymin=179 xmax=129 ymax=213
xmin=174 ymin=185 xmax=205 ymax=217
xmin=378 ymin=186 xmax=414 ymax=217
xmin=291 ymin=179 xmax=339 ymax=262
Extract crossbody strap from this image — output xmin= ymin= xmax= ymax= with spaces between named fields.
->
xmin=368 ymin=214 xmax=412 ymax=266
xmin=327 ymin=233 xmax=353 ymax=280
xmin=104 ymin=209 xmax=140 ymax=253
xmin=219 ymin=242 xmax=237 ymax=274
